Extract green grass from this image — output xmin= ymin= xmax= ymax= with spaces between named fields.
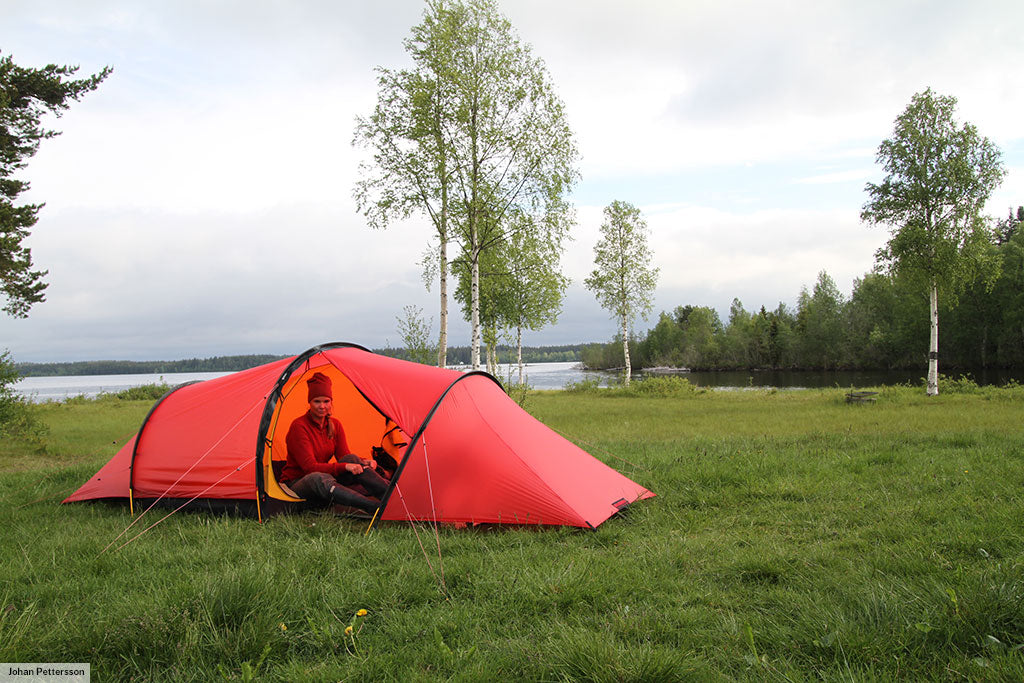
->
xmin=2 ymin=385 xmax=1023 ymax=681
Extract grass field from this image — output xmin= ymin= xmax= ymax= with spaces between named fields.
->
xmin=2 ymin=382 xmax=1023 ymax=681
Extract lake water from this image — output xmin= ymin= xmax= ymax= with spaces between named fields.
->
xmin=13 ymin=362 xmax=1018 ymax=403
xmin=12 ymin=365 xmax=597 ymax=402
xmin=14 ymin=372 xmax=234 ymax=403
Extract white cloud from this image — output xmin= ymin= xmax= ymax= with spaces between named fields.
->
xmin=2 ymin=0 xmax=1023 ymax=361
xmin=796 ymin=169 xmax=875 ymax=185
xmin=646 ymin=205 xmax=878 ymax=303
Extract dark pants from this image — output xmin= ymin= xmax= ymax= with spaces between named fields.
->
xmin=287 ymin=463 xmax=389 ymax=515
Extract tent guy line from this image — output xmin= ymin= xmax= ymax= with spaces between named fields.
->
xmin=100 ymin=396 xmax=267 ymax=554
xmin=392 ymin=480 xmax=451 ymax=598
xmin=108 ymin=460 xmax=255 ymax=555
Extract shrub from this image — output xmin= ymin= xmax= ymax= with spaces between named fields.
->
xmin=493 ymin=375 xmax=532 ymax=409
xmin=612 ymin=375 xmax=700 ymax=398
xmin=80 ymin=382 xmax=173 ymax=403
xmin=563 ymin=374 xmax=701 ymax=398
xmin=563 ymin=377 xmax=604 ymax=394
xmin=110 ymin=383 xmax=173 ymax=401
xmin=0 ymin=351 xmax=47 ymax=442
xmin=935 ymin=373 xmax=983 ymax=394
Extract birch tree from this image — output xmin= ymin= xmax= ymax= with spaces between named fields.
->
xmin=353 ymin=46 xmax=455 ymax=366
xmin=584 ymin=200 xmax=659 ymax=386
xmin=454 ymin=238 xmax=504 ymax=375
xmin=354 ymin=0 xmax=577 ymax=371
xmin=501 ymin=220 xmax=569 ymax=383
xmin=861 ymin=88 xmax=1005 ymax=395
xmin=454 ymin=210 xmax=569 ymax=381
xmin=441 ymin=0 xmax=576 ymax=369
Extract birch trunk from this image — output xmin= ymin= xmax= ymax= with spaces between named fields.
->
xmin=621 ymin=311 xmax=631 ymax=386
xmin=485 ymin=329 xmax=497 ymax=376
xmin=927 ymin=280 xmax=939 ymax=396
xmin=471 ymin=243 xmax=481 ymax=370
xmin=516 ymin=326 xmax=524 ymax=384
xmin=437 ymin=237 xmax=448 ymax=368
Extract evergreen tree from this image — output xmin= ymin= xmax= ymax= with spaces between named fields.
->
xmin=1 ymin=54 xmax=110 ymax=317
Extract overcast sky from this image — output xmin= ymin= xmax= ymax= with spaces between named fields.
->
xmin=3 ymin=0 xmax=1023 ymax=362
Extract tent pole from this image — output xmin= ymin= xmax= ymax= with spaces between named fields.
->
xmin=129 ymin=487 xmax=135 ymax=516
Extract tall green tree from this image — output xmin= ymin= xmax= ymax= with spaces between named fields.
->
xmin=994 ymin=206 xmax=1023 ymax=245
xmin=795 ymin=271 xmax=846 ymax=369
xmin=353 ymin=25 xmax=455 ymax=367
xmin=355 ymin=0 xmax=577 ymax=371
xmin=721 ymin=298 xmax=753 ymax=368
xmin=454 ymin=213 xmax=568 ymax=381
xmin=1 ymin=54 xmax=108 ymax=435
xmin=765 ymin=303 xmax=796 ymax=369
xmin=494 ymin=217 xmax=569 ymax=382
xmin=991 ymin=223 xmax=1024 ymax=365
xmin=637 ymin=311 xmax=685 ymax=368
xmin=680 ymin=307 xmax=721 ymax=369
xmin=1 ymin=54 xmax=110 ymax=318
xmin=749 ymin=306 xmax=774 ymax=368
xmin=584 ymin=200 xmax=659 ymax=385
xmin=861 ymin=88 xmax=1005 ymax=395
xmin=440 ymin=0 xmax=576 ymax=370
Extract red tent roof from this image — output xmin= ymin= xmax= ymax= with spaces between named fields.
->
xmin=65 ymin=344 xmax=654 ymax=528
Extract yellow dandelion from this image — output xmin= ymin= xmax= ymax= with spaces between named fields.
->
xmin=279 ymin=623 xmax=287 ymax=632
xmin=345 ymin=626 xmax=354 ymax=636
xmin=356 ymin=609 xmax=368 ymax=617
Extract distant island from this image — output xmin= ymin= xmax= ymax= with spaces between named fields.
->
xmin=15 ymin=345 xmax=585 ymax=377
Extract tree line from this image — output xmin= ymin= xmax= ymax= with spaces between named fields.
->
xmin=583 ymin=207 xmax=1024 ymax=373
xmin=15 ymin=355 xmax=288 ymax=377
xmin=16 ymin=346 xmax=588 ymax=377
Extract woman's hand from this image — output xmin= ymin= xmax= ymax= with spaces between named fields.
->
xmin=344 ymin=462 xmax=364 ymax=475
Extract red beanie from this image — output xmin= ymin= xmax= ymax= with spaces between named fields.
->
xmin=306 ymin=372 xmax=333 ymax=401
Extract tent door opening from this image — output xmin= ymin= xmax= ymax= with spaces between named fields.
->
xmin=260 ymin=361 xmax=408 ymax=504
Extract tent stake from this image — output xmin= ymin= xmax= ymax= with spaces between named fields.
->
xmin=364 ymin=508 xmax=381 ymax=536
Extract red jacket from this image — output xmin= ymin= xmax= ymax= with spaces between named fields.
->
xmin=281 ymin=411 xmax=353 ymax=483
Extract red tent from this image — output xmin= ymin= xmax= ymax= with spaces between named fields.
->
xmin=65 ymin=343 xmax=654 ymax=528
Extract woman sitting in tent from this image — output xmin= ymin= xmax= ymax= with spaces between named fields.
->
xmin=280 ymin=372 xmax=389 ymax=515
